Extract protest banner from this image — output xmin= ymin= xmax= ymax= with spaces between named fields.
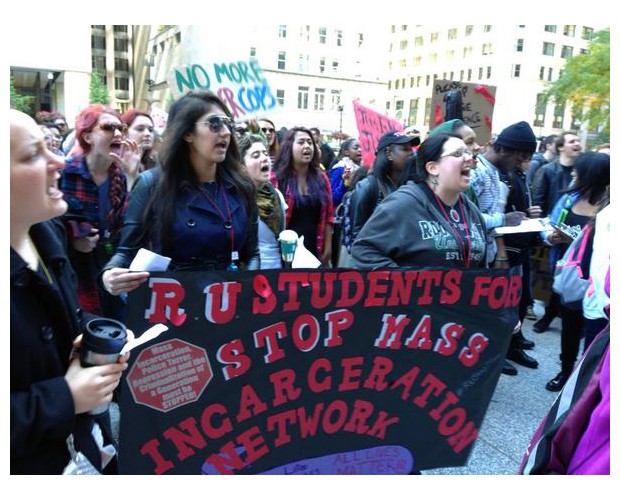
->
xmin=119 ymin=267 xmax=520 ymax=475
xmin=430 ymin=80 xmax=497 ymax=146
xmin=353 ymin=100 xmax=404 ymax=168
xmin=167 ymin=59 xmax=278 ymax=120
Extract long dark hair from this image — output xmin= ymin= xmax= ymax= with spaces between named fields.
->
xmin=146 ymin=91 xmax=255 ymax=254
xmin=563 ymin=151 xmax=610 ymax=205
xmin=274 ymin=126 xmax=329 ymax=205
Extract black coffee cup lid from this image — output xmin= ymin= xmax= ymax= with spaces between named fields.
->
xmin=83 ymin=318 xmax=127 ymax=354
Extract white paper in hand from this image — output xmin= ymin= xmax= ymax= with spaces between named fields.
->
xmin=292 ymin=235 xmax=322 ymax=268
xmin=129 ymin=248 xmax=171 ymax=272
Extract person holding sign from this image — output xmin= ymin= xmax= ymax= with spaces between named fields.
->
xmin=352 ymin=133 xmax=487 ymax=270
xmin=102 ymin=91 xmax=259 ymax=296
xmin=238 ymin=133 xmax=287 ymax=269
xmin=274 ymin=126 xmax=334 ymax=267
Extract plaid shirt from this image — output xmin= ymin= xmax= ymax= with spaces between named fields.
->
xmin=282 ymin=170 xmax=334 ymax=258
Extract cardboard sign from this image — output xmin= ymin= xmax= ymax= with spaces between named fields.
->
xmin=353 ymin=100 xmax=404 ymax=168
xmin=118 ymin=268 xmax=520 ymax=475
xmin=168 ymin=59 xmax=279 ymax=120
xmin=430 ymin=80 xmax=496 ymax=146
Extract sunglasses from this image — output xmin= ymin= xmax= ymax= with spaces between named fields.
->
xmin=261 ymin=127 xmax=275 ymax=134
xmin=197 ymin=115 xmax=234 ymax=133
xmin=98 ymin=123 xmax=127 ymax=134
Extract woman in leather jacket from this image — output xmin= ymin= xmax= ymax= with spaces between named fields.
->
xmin=102 ymin=91 xmax=259 ymax=297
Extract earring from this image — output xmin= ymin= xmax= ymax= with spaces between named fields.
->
xmin=430 ymin=175 xmax=439 ymax=186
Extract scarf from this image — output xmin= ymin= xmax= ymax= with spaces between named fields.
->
xmin=256 ymin=183 xmax=283 ymax=236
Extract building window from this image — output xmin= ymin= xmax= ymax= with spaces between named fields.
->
xmin=319 ymin=57 xmax=325 ymax=73
xmin=430 ymin=53 xmax=437 ymax=64
xmin=335 ymin=30 xmax=343 ymax=46
xmin=415 ymin=36 xmax=423 ymax=47
xmin=563 ymin=25 xmax=576 ymax=37
xmin=561 ymin=45 xmax=574 ymax=58
xmin=395 ymin=100 xmax=404 ymax=119
xmin=357 ymin=33 xmax=364 ymax=47
xmin=395 ymin=79 xmax=400 ymax=90
xmin=547 ymin=67 xmax=554 ymax=81
xmin=400 ymin=39 xmax=408 ymax=50
xmin=319 ymin=27 xmax=327 ymax=44
xmin=582 ymin=27 xmax=594 ymax=40
xmin=478 ymin=67 xmax=483 ymax=79
xmin=467 ymin=69 xmax=472 ymax=80
xmin=314 ymin=88 xmax=325 ymax=111
xmin=539 ymin=66 xmax=545 ymax=79
xmin=409 ymin=98 xmax=419 ymax=124
xmin=544 ymin=25 xmax=557 ymax=33
xmin=92 ymin=33 xmax=105 ymax=50
xmin=483 ymin=25 xmax=492 ymax=32
xmin=410 ymin=77 xmax=415 ymax=87
xmin=399 ymin=59 xmax=407 ymax=68
xmin=482 ymin=43 xmax=493 ymax=55
xmin=448 ymin=28 xmax=457 ymax=40
xmin=278 ymin=25 xmax=287 ymax=38
xmin=331 ymin=90 xmax=341 ymax=110
xmin=447 ymin=49 xmax=455 ymax=60
xmin=553 ymin=101 xmax=565 ymax=128
xmin=297 ymin=86 xmax=309 ymax=109
xmin=460 ymin=70 xmax=464 ymax=80
xmin=571 ymin=112 xmax=582 ymax=130
xmin=114 ymin=76 xmax=129 ymax=91
xmin=426 ymin=75 xmax=431 ymax=86
xmin=114 ymin=57 xmax=129 ymax=72
xmin=424 ymin=97 xmax=432 ymax=127
xmin=413 ymin=56 xmax=422 ymax=66
xmin=542 ymin=42 xmax=555 ymax=56
xmin=430 ymin=32 xmax=438 ymax=43
xmin=534 ymin=93 xmax=547 ymax=127
xmin=516 ymin=38 xmax=524 ymax=52
xmin=114 ymin=38 xmax=128 ymax=52
xmin=463 ymin=46 xmax=473 ymax=57
xmin=276 ymin=89 xmax=285 ymax=106
xmin=113 ymin=25 xmax=127 ymax=33
xmin=465 ymin=25 xmax=473 ymax=36
xmin=332 ymin=60 xmax=339 ymax=73
xmin=512 ymin=64 xmax=521 ymax=77
xmin=449 ymin=71 xmax=454 ymax=80
xmin=250 ymin=46 xmax=256 ymax=57
xmin=487 ymin=66 xmax=492 ymax=79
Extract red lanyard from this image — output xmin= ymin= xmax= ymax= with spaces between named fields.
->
xmin=198 ymin=182 xmax=238 ymax=264
xmin=432 ymin=192 xmax=472 ymax=268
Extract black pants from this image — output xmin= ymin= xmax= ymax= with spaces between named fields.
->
xmin=559 ymin=305 xmax=584 ymax=373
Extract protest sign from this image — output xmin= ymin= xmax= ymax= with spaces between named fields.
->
xmin=430 ymin=80 xmax=497 ymax=146
xmin=353 ymin=100 xmax=404 ymax=168
xmin=168 ymin=59 xmax=278 ymax=120
xmin=119 ymin=267 xmax=520 ymax=475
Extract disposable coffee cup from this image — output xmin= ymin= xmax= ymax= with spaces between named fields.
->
xmin=278 ymin=229 xmax=299 ymax=263
xmin=81 ymin=318 xmax=127 ymax=414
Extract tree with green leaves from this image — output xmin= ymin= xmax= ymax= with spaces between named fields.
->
xmin=89 ymin=72 xmax=110 ymax=105
xmin=544 ymin=28 xmax=610 ymax=141
xmin=10 ymin=76 xmax=33 ymax=113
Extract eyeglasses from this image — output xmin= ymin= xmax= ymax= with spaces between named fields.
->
xmin=98 ymin=123 xmax=127 ymax=134
xmin=261 ymin=127 xmax=275 ymax=134
xmin=441 ymin=149 xmax=474 ymax=159
xmin=197 ymin=115 xmax=234 ymax=133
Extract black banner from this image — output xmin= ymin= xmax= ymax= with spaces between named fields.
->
xmin=118 ymin=267 xmax=520 ymax=474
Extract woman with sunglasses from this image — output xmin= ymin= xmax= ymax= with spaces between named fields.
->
xmin=274 ymin=126 xmax=334 ymax=267
xmin=352 ymin=133 xmax=487 ymax=269
xmin=59 ymin=104 xmax=142 ymax=321
xmin=101 ymin=91 xmax=259 ymax=297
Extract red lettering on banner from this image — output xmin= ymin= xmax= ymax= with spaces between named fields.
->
xmin=308 ymin=272 xmax=337 ymax=309
xmin=334 ymin=271 xmax=365 ymax=307
xmin=470 ymin=275 xmax=522 ymax=308
xmin=291 ymin=313 xmax=320 ymax=351
xmin=338 ymin=356 xmax=364 ymax=391
xmin=251 ymin=274 xmax=277 ymax=314
xmin=404 ymin=315 xmax=433 ymax=349
xmin=324 ymin=309 xmax=353 ymax=348
xmin=235 ymin=426 xmax=269 ymax=463
xmin=362 ymin=356 xmax=393 ymax=391
xmin=216 ymin=87 xmax=245 ymax=118
xmin=441 ymin=269 xmax=463 ymax=303
xmin=204 ymin=281 xmax=241 ymax=324
xmin=308 ymin=357 xmax=332 ymax=393
xmin=374 ymin=313 xmax=412 ymax=349
xmin=458 ymin=333 xmax=489 ymax=367
xmin=253 ymin=322 xmax=288 ymax=364
xmin=391 ymin=365 xmax=421 ymax=400
xmin=236 ymin=384 xmax=268 ymax=422
xmin=217 ymin=338 xmax=251 ymax=380
xmin=140 ymin=438 xmax=174 ymax=474
xmin=417 ymin=270 xmax=442 ymax=305
xmin=364 ymin=270 xmax=391 ymax=306
xmin=146 ymin=278 xmax=187 ymax=326
xmin=267 ymin=409 xmax=296 ymax=447
xmin=434 ymin=322 xmax=465 ymax=356
xmin=162 ymin=417 xmax=207 ymax=460
xmin=413 ymin=373 xmax=446 ymax=408
xmin=278 ymin=272 xmax=306 ymax=311
xmin=269 ymin=368 xmax=302 ymax=406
